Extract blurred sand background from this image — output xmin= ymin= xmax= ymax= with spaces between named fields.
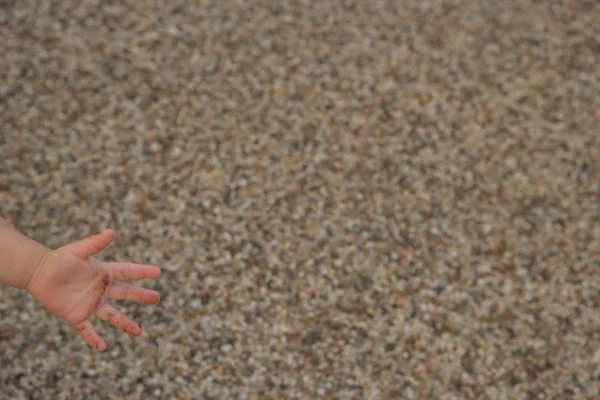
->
xmin=1 ymin=1 xmax=599 ymax=399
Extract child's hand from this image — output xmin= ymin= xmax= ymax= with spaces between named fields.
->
xmin=26 ymin=230 xmax=161 ymax=351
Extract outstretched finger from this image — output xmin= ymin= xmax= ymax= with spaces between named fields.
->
xmin=66 ymin=230 xmax=114 ymax=259
xmin=104 ymin=262 xmax=161 ymax=281
xmin=73 ymin=320 xmax=106 ymax=352
xmin=95 ymin=303 xmax=143 ymax=337
xmin=107 ymin=282 xmax=160 ymax=304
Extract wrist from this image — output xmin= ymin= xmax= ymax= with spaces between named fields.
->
xmin=25 ymin=246 xmax=52 ymax=292
xmin=0 ymin=223 xmax=52 ymax=289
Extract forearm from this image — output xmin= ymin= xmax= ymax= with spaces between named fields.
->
xmin=0 ymin=217 xmax=50 ymax=289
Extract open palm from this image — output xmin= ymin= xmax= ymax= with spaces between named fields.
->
xmin=26 ymin=230 xmax=161 ymax=351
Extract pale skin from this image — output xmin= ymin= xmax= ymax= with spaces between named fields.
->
xmin=0 ymin=216 xmax=161 ymax=351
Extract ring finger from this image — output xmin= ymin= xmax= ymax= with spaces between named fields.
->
xmin=95 ymin=303 xmax=143 ymax=337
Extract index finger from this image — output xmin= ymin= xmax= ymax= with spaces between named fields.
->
xmin=104 ymin=262 xmax=161 ymax=281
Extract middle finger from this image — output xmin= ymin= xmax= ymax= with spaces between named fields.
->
xmin=107 ymin=282 xmax=160 ymax=304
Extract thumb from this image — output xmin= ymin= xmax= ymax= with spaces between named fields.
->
xmin=66 ymin=229 xmax=114 ymax=259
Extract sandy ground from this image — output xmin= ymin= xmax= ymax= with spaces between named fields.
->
xmin=1 ymin=1 xmax=599 ymax=399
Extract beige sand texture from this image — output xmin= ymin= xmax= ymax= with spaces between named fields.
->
xmin=1 ymin=0 xmax=599 ymax=399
